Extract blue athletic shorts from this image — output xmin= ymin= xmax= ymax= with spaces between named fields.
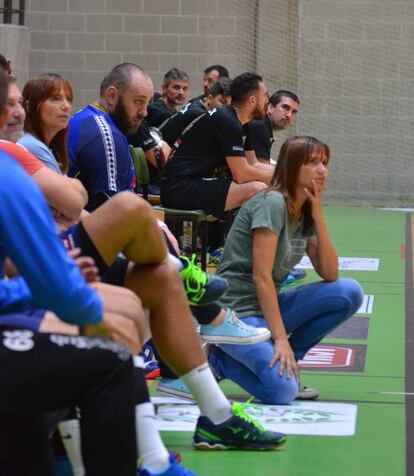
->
xmin=0 ymin=309 xmax=46 ymax=331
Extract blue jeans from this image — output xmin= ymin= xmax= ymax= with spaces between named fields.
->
xmin=209 ymin=278 xmax=364 ymax=405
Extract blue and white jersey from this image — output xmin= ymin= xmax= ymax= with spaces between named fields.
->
xmin=68 ymin=105 xmax=135 ymax=210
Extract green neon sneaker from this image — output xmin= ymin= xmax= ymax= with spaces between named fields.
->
xmin=179 ymin=254 xmax=228 ymax=306
xmin=192 ymin=401 xmax=287 ymax=451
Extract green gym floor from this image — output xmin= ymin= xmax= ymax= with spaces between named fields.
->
xmin=148 ymin=206 xmax=413 ymax=476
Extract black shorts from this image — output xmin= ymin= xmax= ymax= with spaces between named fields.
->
xmin=161 ymin=177 xmax=232 ymax=217
xmin=0 ymin=326 xmax=137 ymax=475
xmin=60 ymin=222 xmax=129 ymax=286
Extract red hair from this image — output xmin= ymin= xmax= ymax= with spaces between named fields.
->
xmin=22 ymin=73 xmax=73 ymax=173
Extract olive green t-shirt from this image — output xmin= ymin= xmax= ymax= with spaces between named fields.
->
xmin=217 ymin=190 xmax=313 ymax=316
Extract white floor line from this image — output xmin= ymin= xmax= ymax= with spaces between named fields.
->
xmin=377 ymin=391 xmax=414 ymax=396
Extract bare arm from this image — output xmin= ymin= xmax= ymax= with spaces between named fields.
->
xmin=68 ymin=177 xmax=88 ymax=206
xmin=252 ymin=227 xmax=298 ymax=378
xmin=41 ymin=283 xmax=145 ymax=355
xmin=4 ymin=258 xmax=18 ymax=277
xmin=32 ymin=167 xmax=88 ymax=223
xmin=305 ymin=180 xmax=338 ymax=281
xmin=81 ymin=282 xmax=145 ymax=354
xmin=244 ymin=150 xmax=275 ymax=172
xmin=226 ymin=155 xmax=274 ymax=184
xmin=144 ymin=140 xmax=171 ymax=168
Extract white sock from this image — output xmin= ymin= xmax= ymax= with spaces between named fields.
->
xmin=136 ymin=403 xmax=170 ymax=473
xmin=166 ymin=253 xmax=183 ymax=271
xmin=181 ymin=364 xmax=232 ymax=424
xmin=58 ymin=419 xmax=85 ymax=476
xmin=133 ymin=355 xmax=170 ymax=473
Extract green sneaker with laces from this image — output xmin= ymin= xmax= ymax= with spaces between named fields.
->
xmin=192 ymin=401 xmax=287 ymax=450
xmin=179 ymin=254 xmax=228 ymax=306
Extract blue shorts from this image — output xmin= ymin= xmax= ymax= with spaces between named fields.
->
xmin=0 ymin=309 xmax=46 ymax=331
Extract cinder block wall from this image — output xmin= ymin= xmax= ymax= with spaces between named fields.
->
xmin=20 ymin=0 xmax=414 ymax=205
xmin=0 ymin=24 xmax=30 ymax=84
xmin=26 ymin=0 xmax=255 ymax=110
xmin=297 ymin=0 xmax=414 ymax=205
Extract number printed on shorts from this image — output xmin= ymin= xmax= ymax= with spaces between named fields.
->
xmin=3 ymin=330 xmax=34 ymax=351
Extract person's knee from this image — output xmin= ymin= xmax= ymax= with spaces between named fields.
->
xmin=112 ymin=191 xmax=153 ymax=220
xmin=336 ymin=278 xmax=364 ymax=315
xmin=260 ymin=373 xmax=298 ymax=405
xmin=120 ymin=288 xmax=144 ymax=322
xmin=94 ymin=282 xmax=145 ymax=336
xmin=248 ymin=181 xmax=267 ymax=197
xmin=150 ymin=261 xmax=182 ymax=291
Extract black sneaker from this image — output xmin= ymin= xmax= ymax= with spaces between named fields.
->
xmin=192 ymin=401 xmax=287 ymax=450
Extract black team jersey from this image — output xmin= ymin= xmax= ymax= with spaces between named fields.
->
xmin=127 ymin=119 xmax=157 ymax=152
xmin=127 ymin=120 xmax=159 ymax=182
xmin=162 ymin=104 xmax=246 ymax=180
xmin=243 ymin=115 xmax=274 ymax=162
xmin=159 ymin=99 xmax=207 ymax=147
xmin=146 ymin=99 xmax=175 ymax=128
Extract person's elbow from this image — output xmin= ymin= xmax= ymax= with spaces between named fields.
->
xmin=252 ymin=271 xmax=273 ymax=289
xmin=231 ymin=166 xmax=256 ymax=184
xmin=321 ymin=266 xmax=339 ymax=282
xmin=69 ymin=178 xmax=89 ymax=209
xmin=61 ymin=189 xmax=88 ymax=222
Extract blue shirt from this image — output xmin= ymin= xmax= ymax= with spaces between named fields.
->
xmin=67 ymin=105 xmax=135 ymax=209
xmin=18 ymin=132 xmax=63 ymax=174
xmin=0 ymin=150 xmax=102 ymax=325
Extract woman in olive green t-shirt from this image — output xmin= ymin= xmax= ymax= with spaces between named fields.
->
xmin=211 ymin=136 xmax=364 ymax=404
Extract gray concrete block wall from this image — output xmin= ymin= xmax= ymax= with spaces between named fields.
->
xmin=7 ymin=0 xmax=413 ymax=205
xmin=0 ymin=25 xmax=30 ymax=87
xmin=25 ymin=0 xmax=255 ymax=110
xmin=296 ymin=0 xmax=414 ymax=206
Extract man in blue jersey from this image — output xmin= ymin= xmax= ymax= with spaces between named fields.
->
xmin=0 ymin=68 xmax=144 ymax=476
xmin=68 ymin=63 xmax=153 ymax=211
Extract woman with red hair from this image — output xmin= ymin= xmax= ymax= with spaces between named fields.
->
xmin=18 ymin=73 xmax=72 ymax=175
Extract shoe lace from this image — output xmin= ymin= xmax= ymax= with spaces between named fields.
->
xmin=227 ymin=310 xmax=250 ymax=330
xmin=231 ymin=400 xmax=265 ymax=433
xmin=182 ymin=254 xmax=206 ymax=293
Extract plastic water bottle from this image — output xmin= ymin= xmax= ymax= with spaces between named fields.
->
xmin=182 ymin=221 xmax=193 ymax=251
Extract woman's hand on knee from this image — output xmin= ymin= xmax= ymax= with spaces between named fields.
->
xmin=269 ymin=338 xmax=299 ymax=380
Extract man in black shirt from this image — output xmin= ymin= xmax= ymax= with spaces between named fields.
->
xmin=202 ymin=64 xmax=229 ymax=98
xmin=160 ymin=78 xmax=232 ymax=148
xmin=244 ymin=90 xmax=300 ymax=163
xmin=190 ymin=64 xmax=230 ymax=103
xmin=127 ymin=119 xmax=170 ymax=193
xmin=161 ymin=72 xmax=273 ymax=217
xmin=244 ymin=90 xmax=306 ymax=291
xmin=146 ymin=68 xmax=189 ymax=128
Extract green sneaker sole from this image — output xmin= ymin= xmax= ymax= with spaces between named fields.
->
xmin=192 ymin=435 xmax=287 ymax=451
